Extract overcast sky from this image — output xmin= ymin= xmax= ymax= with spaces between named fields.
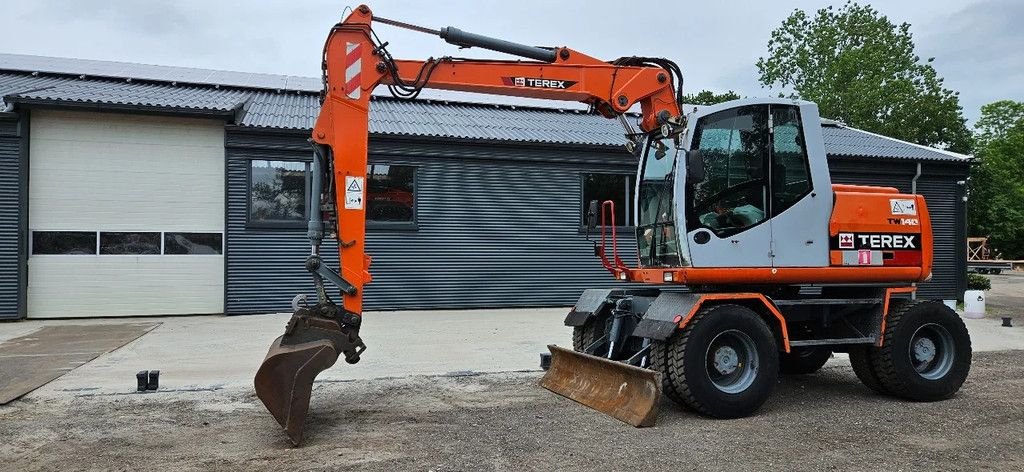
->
xmin=3 ymin=0 xmax=1020 ymax=123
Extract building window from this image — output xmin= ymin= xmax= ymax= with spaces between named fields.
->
xmin=164 ymin=232 xmax=223 ymax=255
xmin=367 ymin=164 xmax=416 ymax=223
xmin=250 ymin=160 xmax=308 ymax=226
xmin=248 ymin=160 xmax=418 ymax=228
xmin=582 ymin=173 xmax=635 ymax=227
xmin=31 ymin=231 xmax=97 ymax=255
xmin=99 ymin=232 xmax=162 ymax=255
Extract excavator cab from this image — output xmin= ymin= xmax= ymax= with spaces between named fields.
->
xmin=673 ymin=99 xmax=833 ymax=269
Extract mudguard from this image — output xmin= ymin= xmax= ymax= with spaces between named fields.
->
xmin=632 ymin=292 xmax=703 ymax=340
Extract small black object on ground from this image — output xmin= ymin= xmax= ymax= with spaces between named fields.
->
xmin=136 ymin=371 xmax=149 ymax=391
xmin=539 ymin=352 xmax=552 ymax=371
xmin=136 ymin=370 xmax=160 ymax=392
xmin=1002 ymin=317 xmax=1013 ymax=328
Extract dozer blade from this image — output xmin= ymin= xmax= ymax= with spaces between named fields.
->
xmin=255 ymin=335 xmax=339 ymax=446
xmin=254 ymin=310 xmax=365 ymax=446
xmin=540 ymin=344 xmax=661 ymax=427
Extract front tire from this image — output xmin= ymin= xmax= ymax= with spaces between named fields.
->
xmin=871 ymin=301 xmax=972 ymax=401
xmin=661 ymin=304 xmax=779 ymax=418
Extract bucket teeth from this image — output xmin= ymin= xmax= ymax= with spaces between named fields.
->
xmin=540 ymin=344 xmax=661 ymax=427
xmin=254 ymin=310 xmax=364 ymax=446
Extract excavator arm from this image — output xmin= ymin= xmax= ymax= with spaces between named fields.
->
xmin=255 ymin=4 xmax=683 ymax=446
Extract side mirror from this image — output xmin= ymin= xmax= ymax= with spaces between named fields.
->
xmin=587 ymin=200 xmax=600 ymax=230
xmin=686 ymin=149 xmax=706 ymax=184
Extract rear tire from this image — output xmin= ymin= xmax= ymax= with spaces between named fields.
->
xmin=662 ymin=304 xmax=779 ymax=418
xmin=870 ymin=301 xmax=972 ymax=401
xmin=779 ymin=347 xmax=831 ymax=374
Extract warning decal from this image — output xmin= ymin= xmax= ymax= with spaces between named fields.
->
xmin=344 ymin=176 xmax=364 ymax=210
xmin=890 ymin=199 xmax=917 ymax=216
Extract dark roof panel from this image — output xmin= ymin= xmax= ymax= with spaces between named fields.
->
xmin=0 ymin=58 xmax=970 ymax=161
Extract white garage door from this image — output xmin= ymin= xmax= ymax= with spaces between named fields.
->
xmin=27 ymin=110 xmax=225 ymax=318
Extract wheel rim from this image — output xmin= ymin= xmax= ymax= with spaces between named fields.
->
xmin=908 ymin=323 xmax=955 ymax=380
xmin=705 ymin=329 xmax=759 ymax=394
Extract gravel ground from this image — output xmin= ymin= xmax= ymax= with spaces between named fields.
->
xmin=1 ymin=350 xmax=1022 ymax=471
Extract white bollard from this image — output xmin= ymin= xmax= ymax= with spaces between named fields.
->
xmin=963 ymin=290 xmax=986 ymax=319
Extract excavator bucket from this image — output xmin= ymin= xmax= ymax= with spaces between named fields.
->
xmin=540 ymin=344 xmax=661 ymax=427
xmin=255 ymin=336 xmax=339 ymax=446
xmin=254 ymin=310 xmax=365 ymax=446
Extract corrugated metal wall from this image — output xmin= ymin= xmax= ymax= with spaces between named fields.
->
xmin=225 ymin=130 xmax=968 ymax=314
xmin=0 ymin=115 xmax=24 ymax=319
xmin=225 ymin=129 xmax=639 ymax=314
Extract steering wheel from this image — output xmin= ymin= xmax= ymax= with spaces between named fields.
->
xmin=692 ymin=179 xmax=765 ymax=216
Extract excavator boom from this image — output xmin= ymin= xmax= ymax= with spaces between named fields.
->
xmin=255 ymin=4 xmax=684 ymax=445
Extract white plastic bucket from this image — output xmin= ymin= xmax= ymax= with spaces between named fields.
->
xmin=963 ymin=290 xmax=986 ymax=319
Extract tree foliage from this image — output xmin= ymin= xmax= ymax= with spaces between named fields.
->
xmin=684 ymin=90 xmax=741 ymax=106
xmin=968 ymin=100 xmax=1024 ymax=259
xmin=757 ymin=2 xmax=972 ymax=153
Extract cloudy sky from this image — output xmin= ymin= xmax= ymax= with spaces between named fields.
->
xmin=2 ymin=0 xmax=1020 ymax=123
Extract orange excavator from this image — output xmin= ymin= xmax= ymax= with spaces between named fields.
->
xmin=255 ymin=5 xmax=972 ymax=446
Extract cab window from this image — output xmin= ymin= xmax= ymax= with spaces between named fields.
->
xmin=770 ymin=105 xmax=812 ymax=215
xmin=687 ymin=105 xmax=769 ymax=237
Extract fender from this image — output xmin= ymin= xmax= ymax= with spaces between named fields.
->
xmin=633 ymin=292 xmax=791 ymax=352
xmin=563 ymin=288 xmax=660 ymax=327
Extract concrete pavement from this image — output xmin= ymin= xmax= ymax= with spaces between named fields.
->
xmin=0 ymin=307 xmax=1020 ymax=399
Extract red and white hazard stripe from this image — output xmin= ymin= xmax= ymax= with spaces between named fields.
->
xmin=344 ymin=42 xmax=362 ymax=99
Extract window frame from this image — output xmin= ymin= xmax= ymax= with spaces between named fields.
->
xmin=579 ymin=171 xmax=636 ymax=231
xmin=246 ymin=158 xmax=311 ymax=230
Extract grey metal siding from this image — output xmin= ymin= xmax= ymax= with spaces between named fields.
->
xmin=916 ymin=165 xmax=969 ymax=300
xmin=225 ymin=130 xmax=639 ymax=314
xmin=0 ymin=114 xmax=24 ymax=319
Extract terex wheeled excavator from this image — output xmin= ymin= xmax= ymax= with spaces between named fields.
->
xmin=255 ymin=5 xmax=972 ymax=446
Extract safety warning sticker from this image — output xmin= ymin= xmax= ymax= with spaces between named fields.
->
xmin=345 ymin=176 xmax=364 ymax=210
xmin=889 ymin=198 xmax=917 ymax=216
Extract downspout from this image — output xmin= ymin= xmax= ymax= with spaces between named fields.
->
xmin=911 ymin=161 xmax=922 ymax=300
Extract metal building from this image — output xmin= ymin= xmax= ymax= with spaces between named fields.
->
xmin=0 ymin=54 xmax=970 ymax=319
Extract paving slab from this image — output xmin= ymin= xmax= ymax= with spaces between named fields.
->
xmin=0 ymin=323 xmax=158 ymax=403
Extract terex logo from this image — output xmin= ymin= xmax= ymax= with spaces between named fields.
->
xmin=502 ymin=76 xmax=578 ymax=89
xmin=831 ymin=232 xmax=921 ymax=251
xmin=858 ymin=234 xmax=916 ymax=249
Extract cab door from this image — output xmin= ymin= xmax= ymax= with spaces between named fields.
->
xmin=767 ymin=103 xmax=831 ymax=267
xmin=684 ymin=104 xmax=773 ymax=267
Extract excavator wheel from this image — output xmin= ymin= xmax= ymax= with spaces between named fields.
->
xmin=848 ymin=345 xmax=890 ymax=395
xmin=571 ymin=316 xmax=608 ymax=354
xmin=648 ymin=340 xmax=686 ymax=405
xmin=867 ymin=301 xmax=972 ymax=401
xmin=661 ymin=303 xmax=779 ymax=418
xmin=778 ymin=347 xmax=832 ymax=375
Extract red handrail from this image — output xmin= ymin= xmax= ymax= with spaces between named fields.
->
xmin=597 ymin=200 xmax=627 ymax=274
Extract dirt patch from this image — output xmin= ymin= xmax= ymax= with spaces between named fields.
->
xmin=1 ymin=351 xmax=1023 ymax=471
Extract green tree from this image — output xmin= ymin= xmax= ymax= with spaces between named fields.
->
xmin=975 ymin=100 xmax=1024 ymax=145
xmin=757 ymin=2 xmax=972 ymax=153
xmin=684 ymin=90 xmax=741 ymax=106
xmin=969 ymin=100 xmax=1024 ymax=259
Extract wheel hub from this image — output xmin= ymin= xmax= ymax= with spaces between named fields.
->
xmin=913 ymin=337 xmax=937 ymax=364
xmin=713 ymin=346 xmax=740 ymax=375
xmin=908 ymin=323 xmax=956 ymax=380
